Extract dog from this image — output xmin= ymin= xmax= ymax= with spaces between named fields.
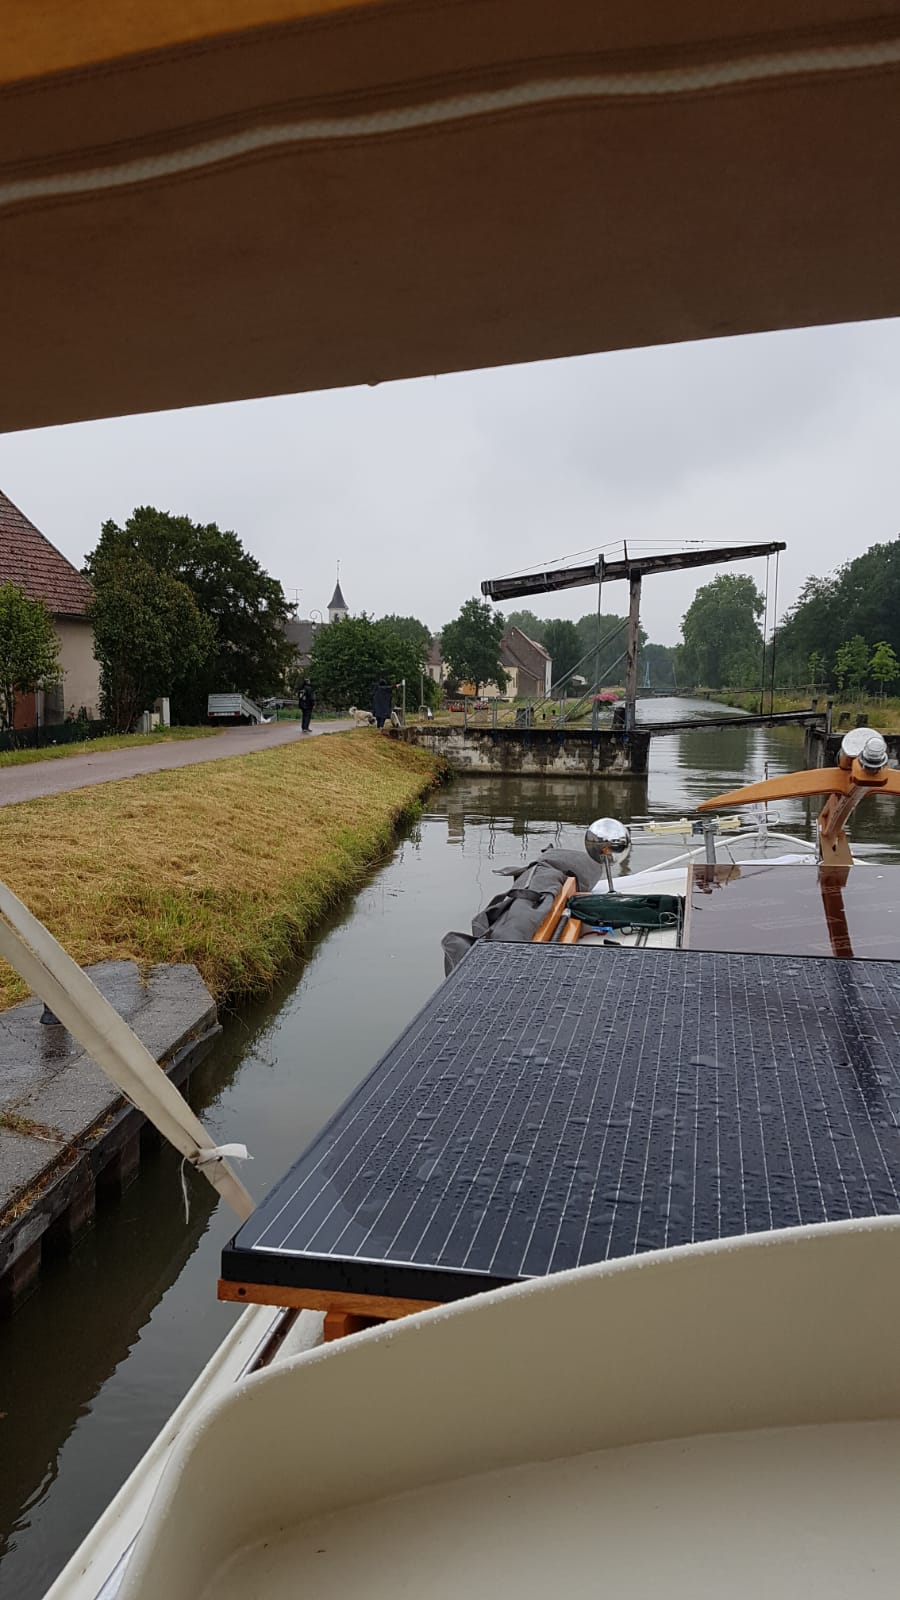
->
xmin=348 ymin=706 xmax=376 ymax=727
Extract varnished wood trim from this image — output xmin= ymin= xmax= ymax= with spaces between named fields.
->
xmin=218 ymin=1279 xmax=439 ymax=1318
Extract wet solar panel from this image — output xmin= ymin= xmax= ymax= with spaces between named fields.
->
xmin=222 ymin=942 xmax=900 ymax=1303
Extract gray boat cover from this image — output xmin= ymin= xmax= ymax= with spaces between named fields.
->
xmin=442 ymin=847 xmax=597 ymax=974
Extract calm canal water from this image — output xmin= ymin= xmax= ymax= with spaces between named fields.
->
xmin=3 ymin=698 xmax=900 ymax=1597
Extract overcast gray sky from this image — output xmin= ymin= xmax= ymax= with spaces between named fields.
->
xmin=1 ymin=316 xmax=897 ymax=647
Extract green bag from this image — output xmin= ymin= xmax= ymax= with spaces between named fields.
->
xmin=569 ymin=893 xmax=681 ymax=931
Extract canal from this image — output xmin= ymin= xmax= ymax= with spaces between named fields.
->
xmin=3 ymin=700 xmax=900 ymax=1597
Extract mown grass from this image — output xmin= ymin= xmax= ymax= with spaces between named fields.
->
xmin=0 ymin=726 xmax=217 ymax=769
xmin=713 ymin=691 xmax=900 ymax=733
xmin=0 ymin=732 xmax=445 ymax=1012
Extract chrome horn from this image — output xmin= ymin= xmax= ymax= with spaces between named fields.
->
xmin=585 ymin=817 xmax=631 ymax=892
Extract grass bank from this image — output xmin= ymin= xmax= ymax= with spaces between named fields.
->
xmin=712 ymin=691 xmax=900 ymax=733
xmin=0 ymin=731 xmax=445 ymax=1012
xmin=0 ymin=726 xmax=216 ymax=769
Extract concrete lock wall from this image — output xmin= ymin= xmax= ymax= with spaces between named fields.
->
xmin=399 ymin=725 xmax=650 ymax=778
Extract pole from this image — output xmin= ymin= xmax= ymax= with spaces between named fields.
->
xmin=623 ymin=570 xmax=641 ymax=736
xmin=594 ymin=556 xmax=604 ymax=700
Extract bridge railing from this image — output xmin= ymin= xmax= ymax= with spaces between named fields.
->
xmin=435 ymin=696 xmax=621 ymax=731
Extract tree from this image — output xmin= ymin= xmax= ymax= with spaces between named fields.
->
xmin=870 ymin=640 xmax=899 ymax=699
xmin=679 ymin=574 xmax=764 ymax=689
xmin=0 ymin=583 xmax=60 ymax=743
xmin=441 ymin=599 xmax=507 ymax=694
xmin=575 ymin=611 xmax=645 ymax=687
xmin=502 ymin=609 xmax=545 ymax=643
xmin=776 ymin=542 xmax=900 ymax=690
xmin=85 ymin=508 xmax=293 ymax=721
xmin=807 ymin=650 xmax=826 ymax=692
xmin=91 ymin=558 xmax=214 ymax=732
xmin=376 ymin=614 xmax=432 ymax=657
xmin=641 ymin=642 xmax=678 ymax=691
xmin=309 ymin=615 xmax=428 ymax=711
xmin=541 ymin=619 xmax=582 ymax=691
xmin=833 ymin=636 xmax=870 ymax=697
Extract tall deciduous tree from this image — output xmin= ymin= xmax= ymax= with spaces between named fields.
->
xmin=441 ymin=599 xmax=507 ymax=694
xmin=575 ymin=612 xmax=644 ymax=686
xmin=775 ymin=542 xmax=900 ymax=689
xmin=86 ymin=507 xmax=293 ymax=721
xmin=0 ymin=583 xmax=60 ymax=743
xmin=376 ymin=614 xmax=432 ymax=658
xmin=679 ymin=574 xmax=764 ymax=689
xmin=641 ymin=641 xmax=678 ymax=691
xmin=90 ymin=558 xmax=214 ymax=732
xmin=309 ymin=615 xmax=429 ymax=711
xmin=502 ymin=609 xmax=545 ymax=643
xmin=541 ymin=619 xmax=582 ymax=691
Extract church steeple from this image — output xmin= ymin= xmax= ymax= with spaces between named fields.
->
xmin=327 ymin=563 xmax=348 ymax=623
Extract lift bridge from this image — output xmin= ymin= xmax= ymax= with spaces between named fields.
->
xmin=481 ymin=540 xmax=788 ymax=737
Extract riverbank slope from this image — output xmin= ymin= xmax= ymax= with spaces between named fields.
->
xmin=0 ymin=731 xmax=445 ymax=1012
xmin=711 ymin=690 xmax=900 ymax=733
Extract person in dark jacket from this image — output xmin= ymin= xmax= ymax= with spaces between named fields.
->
xmin=372 ymin=679 xmax=392 ymax=729
xmin=298 ymin=680 xmax=314 ymax=732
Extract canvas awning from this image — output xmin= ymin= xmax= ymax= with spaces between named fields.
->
xmin=3 ymin=0 xmax=900 ymax=431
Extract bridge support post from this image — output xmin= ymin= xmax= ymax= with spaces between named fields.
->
xmin=624 ymin=570 xmax=642 ymax=736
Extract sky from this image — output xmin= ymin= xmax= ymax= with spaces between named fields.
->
xmin=1 ymin=316 xmax=898 ymax=647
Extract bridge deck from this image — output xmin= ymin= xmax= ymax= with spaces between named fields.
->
xmin=646 ymin=710 xmax=824 ymax=735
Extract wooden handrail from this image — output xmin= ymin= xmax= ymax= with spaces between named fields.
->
xmin=532 ymin=876 xmax=578 ymax=943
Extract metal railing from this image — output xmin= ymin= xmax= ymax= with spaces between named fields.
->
xmin=438 ymin=620 xmax=632 ymax=732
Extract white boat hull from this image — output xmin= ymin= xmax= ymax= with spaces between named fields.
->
xmin=117 ymin=1217 xmax=900 ymax=1598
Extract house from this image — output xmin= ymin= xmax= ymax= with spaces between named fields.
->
xmin=425 ymin=637 xmax=444 ymax=687
xmin=500 ymin=627 xmax=552 ymax=699
xmin=0 ymin=489 xmax=100 ymax=728
xmin=284 ymin=617 xmax=321 ymax=674
xmin=454 ymin=628 xmax=553 ymax=700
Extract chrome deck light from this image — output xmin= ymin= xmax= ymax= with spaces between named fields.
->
xmin=585 ymin=818 xmax=631 ymax=892
xmin=840 ymin=727 xmax=888 ymax=772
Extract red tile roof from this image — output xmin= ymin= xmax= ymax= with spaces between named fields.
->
xmin=0 ymin=490 xmax=93 ymax=617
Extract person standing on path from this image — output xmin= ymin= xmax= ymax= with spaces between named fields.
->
xmin=298 ymin=680 xmax=314 ymax=732
xmin=372 ymin=679 xmax=392 ymax=729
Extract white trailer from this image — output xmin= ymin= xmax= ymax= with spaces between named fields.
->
xmin=206 ymin=694 xmax=267 ymax=725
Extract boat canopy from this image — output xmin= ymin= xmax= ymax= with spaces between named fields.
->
xmin=4 ymin=0 xmax=900 ymax=432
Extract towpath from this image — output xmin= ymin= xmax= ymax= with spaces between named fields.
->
xmin=0 ymin=720 xmax=348 ymax=808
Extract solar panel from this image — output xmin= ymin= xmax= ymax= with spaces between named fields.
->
xmin=222 ymin=942 xmax=900 ymax=1303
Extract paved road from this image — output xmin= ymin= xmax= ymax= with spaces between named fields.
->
xmin=0 ymin=720 xmax=349 ymax=807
